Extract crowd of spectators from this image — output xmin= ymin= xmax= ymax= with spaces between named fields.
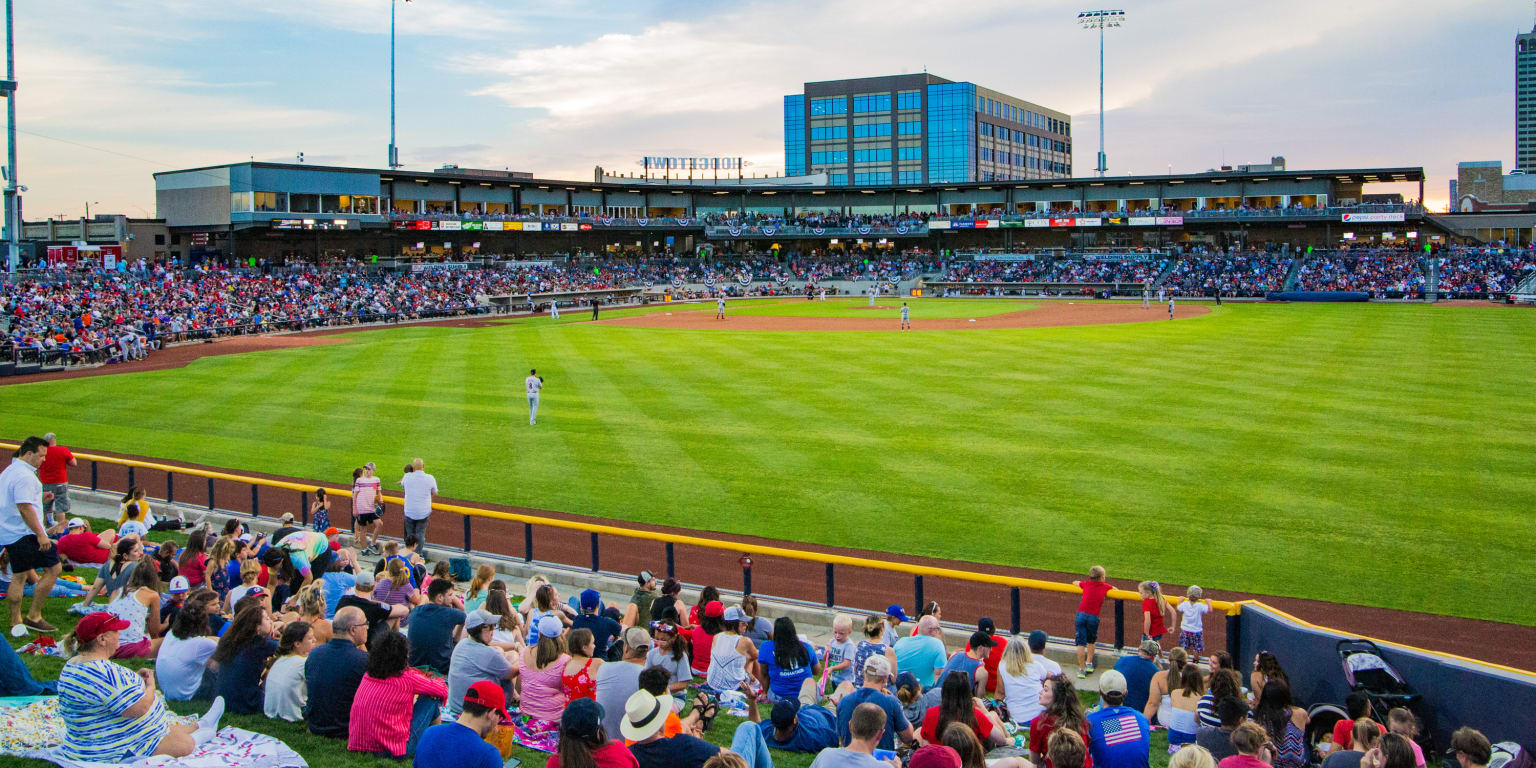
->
xmin=0 ymin=435 xmax=1505 ymax=768
xmin=1433 ymin=254 xmax=1536 ymax=297
xmin=1295 ymin=257 xmax=1427 ymax=297
xmin=1163 ymin=255 xmax=1294 ymax=297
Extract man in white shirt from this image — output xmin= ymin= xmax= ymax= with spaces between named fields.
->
xmin=1 ymin=437 xmax=61 ymax=637
xmin=399 ymin=458 xmax=437 ymax=544
xmin=526 ymin=368 xmax=544 ymax=425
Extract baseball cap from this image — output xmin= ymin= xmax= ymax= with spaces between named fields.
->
xmin=968 ymin=630 xmax=995 ymax=649
xmin=911 ymin=745 xmax=963 ymax=768
xmin=703 ymin=600 xmax=724 ymax=618
xmin=324 ymin=527 xmax=340 ymax=537
xmin=723 ymin=605 xmax=747 ymax=622
xmin=537 ymin=615 xmax=564 ymax=638
xmin=770 ymin=699 xmax=800 ymax=730
xmin=623 ymin=626 xmax=653 ymax=650
xmin=364 ymin=461 xmax=376 ymax=470
xmin=238 ymin=533 xmax=254 ymax=543
xmin=464 ymin=609 xmax=496 ymax=632
xmin=279 ymin=513 xmax=296 ymax=524
xmin=863 ymin=653 xmax=892 ymax=677
xmin=895 ymin=671 xmax=921 ymax=691
xmin=1028 ymin=630 xmax=1049 ymax=653
xmin=66 ymin=518 xmax=86 ymax=529
xmin=168 ymin=576 xmax=190 ymax=594
xmin=579 ymin=589 xmax=601 ymax=611
xmin=465 ymin=680 xmax=509 ymax=721
xmin=886 ymin=604 xmax=910 ymax=622
xmin=977 ymin=617 xmax=996 ymax=635
xmin=637 ymin=570 xmax=654 ymax=586
xmin=1099 ymin=669 xmax=1129 ymax=695
xmin=75 ymin=612 xmax=130 ymax=645
xmin=1139 ymin=638 xmax=1162 ymax=657
xmin=561 ymin=697 xmax=604 ymax=740
xmin=621 ymin=690 xmax=668 ymax=742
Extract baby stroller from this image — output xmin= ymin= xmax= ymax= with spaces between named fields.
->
xmin=1338 ymin=639 xmax=1421 ymax=722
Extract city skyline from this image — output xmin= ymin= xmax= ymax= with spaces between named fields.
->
xmin=10 ymin=0 xmax=1525 ymax=219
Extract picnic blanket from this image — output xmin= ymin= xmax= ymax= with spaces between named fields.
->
xmin=0 ymin=696 xmax=307 ymax=768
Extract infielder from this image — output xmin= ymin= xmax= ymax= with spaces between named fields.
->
xmin=1168 ymin=295 xmax=1176 ymax=320
xmin=818 ymin=287 xmax=826 ymax=301
xmin=526 ymin=368 xmax=544 ymax=425
xmin=869 ymin=286 xmax=878 ymax=308
xmin=715 ymin=294 xmax=726 ymax=320
xmin=900 ymin=302 xmax=910 ymax=330
xmin=1142 ymin=287 xmax=1150 ymax=309
xmin=549 ymin=301 xmax=560 ymax=320
xmin=1157 ymin=287 xmax=1166 ymax=305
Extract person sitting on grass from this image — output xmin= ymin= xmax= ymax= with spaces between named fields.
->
xmin=761 ymin=687 xmax=840 ymax=753
xmin=514 ymin=614 xmax=572 ymax=751
xmin=810 ymin=702 xmax=901 ymax=768
xmin=757 ymin=616 xmax=821 ymax=703
xmin=1170 ymin=744 xmax=1218 ymax=768
xmin=445 ymin=609 xmax=517 ymax=721
xmin=103 ymin=557 xmax=164 ymax=659
xmin=1448 ymin=728 xmax=1491 ymax=768
xmin=835 ymin=655 xmax=915 ymax=753
xmin=416 ymin=681 xmax=510 ymax=768
xmin=644 ymin=620 xmax=692 ymax=702
xmin=1112 ymin=639 xmax=1162 ymax=715
xmin=573 ymin=588 xmax=623 ymax=660
xmin=375 ymin=555 xmax=423 ymax=611
xmin=630 ymin=666 xmax=707 ymax=742
xmin=548 ymin=696 xmax=638 ymax=768
xmin=998 ymin=634 xmax=1053 ymax=728
xmin=1197 ymin=697 xmax=1249 ymax=762
xmin=1050 ymin=728 xmax=1092 ymax=768
xmin=565 ymin=627 xmax=607 ymax=701
xmin=622 ymin=688 xmax=773 ymax=768
xmin=1218 ymin=722 xmax=1277 ymax=768
xmin=483 ymin=583 xmax=526 ymax=650
xmin=58 ymin=611 xmax=226 ymax=761
xmin=1197 ymin=668 xmax=1245 ymax=729
xmin=1385 ymin=708 xmax=1425 ymax=768
xmin=1086 ymin=671 xmax=1151 ymax=768
xmin=1323 ymin=719 xmax=1383 ymax=768
xmin=72 ymin=537 xmax=143 ymax=613
xmin=464 ymin=564 xmax=496 ymax=612
xmin=943 ymin=720 xmax=1030 ymax=768
xmin=210 ymin=602 xmax=278 ymax=714
xmin=338 ymin=569 xmax=409 ymax=649
xmin=894 ymin=615 xmax=948 ymax=688
xmin=305 ymin=606 xmax=370 ymax=739
xmin=349 ymin=630 xmax=449 ymax=759
xmin=226 ymin=557 xmax=264 ymax=608
xmin=176 ymin=529 xmax=211 ymax=590
xmin=58 ymin=517 xmax=115 ymax=565
xmin=155 ymin=590 xmax=220 ymax=701
xmin=962 ymin=618 xmax=1005 ymax=695
xmin=1254 ymin=680 xmax=1309 ymax=768
xmin=286 ymin=581 xmax=333 ymax=643
xmin=264 ymin=619 xmax=316 ymax=721
xmin=919 ymin=671 xmax=1010 ymax=748
xmin=407 ymin=576 xmax=466 ymax=674
xmin=1030 ymin=674 xmax=1091 ymax=768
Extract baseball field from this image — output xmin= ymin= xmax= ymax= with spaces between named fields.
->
xmin=4 ymin=297 xmax=1534 ymax=625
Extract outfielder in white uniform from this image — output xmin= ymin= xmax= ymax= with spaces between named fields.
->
xmin=715 ymin=295 xmax=726 ymax=320
xmin=1142 ymin=287 xmax=1150 ymax=308
xmin=550 ymin=301 xmax=560 ymax=320
xmin=1157 ymin=287 xmax=1166 ymax=304
xmin=525 ymin=369 xmax=544 ymax=425
xmin=900 ymin=302 xmax=910 ymax=330
xmin=1167 ymin=296 xmax=1176 ymax=320
xmin=869 ymin=286 xmax=878 ymax=307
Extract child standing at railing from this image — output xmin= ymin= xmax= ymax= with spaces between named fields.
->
xmin=1176 ymin=586 xmax=1210 ymax=660
xmin=1071 ymin=566 xmax=1112 ymax=677
xmin=1139 ymin=581 xmax=1176 ymax=649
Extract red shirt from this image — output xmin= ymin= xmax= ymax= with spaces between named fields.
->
xmin=348 ymin=669 xmax=449 ymax=757
xmin=39 ymin=445 xmax=73 ymax=484
xmin=920 ymin=705 xmax=994 ymax=744
xmin=1219 ymin=756 xmax=1273 ymax=768
xmin=1143 ymin=598 xmax=1168 ymax=637
xmin=546 ymin=740 xmax=638 ymax=768
xmin=181 ymin=552 xmax=209 ymax=587
xmin=688 ymin=626 xmax=715 ymax=674
xmin=1330 ymin=719 xmax=1385 ymax=751
xmin=59 ymin=531 xmax=108 ymax=564
xmin=1030 ymin=714 xmax=1092 ymax=768
xmin=1077 ymin=580 xmax=1112 ymax=615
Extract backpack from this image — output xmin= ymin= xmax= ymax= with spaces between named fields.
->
xmin=1490 ymin=743 xmax=1533 ymax=768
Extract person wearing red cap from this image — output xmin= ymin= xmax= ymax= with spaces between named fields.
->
xmin=58 ymin=611 xmax=225 ymax=761
xmin=411 ymin=680 xmax=506 ymax=768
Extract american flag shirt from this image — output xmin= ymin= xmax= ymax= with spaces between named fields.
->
xmin=1087 ymin=706 xmax=1150 ymax=768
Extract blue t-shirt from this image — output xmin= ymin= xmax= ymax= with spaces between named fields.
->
xmin=935 ymin=652 xmax=981 ymax=689
xmin=835 ymin=687 xmax=909 ymax=752
xmin=1112 ymin=655 xmax=1160 ymax=714
xmin=630 ymin=733 xmax=720 ymax=768
xmin=758 ymin=639 xmax=818 ymax=699
xmin=1086 ymin=705 xmax=1151 ymax=768
xmin=215 ymin=637 xmax=277 ymax=715
xmin=760 ymin=703 xmax=839 ymax=752
xmin=304 ymin=639 xmax=368 ymax=738
xmin=321 ymin=571 xmax=355 ymax=619
xmin=407 ymin=603 xmax=466 ymax=674
xmin=572 ymin=612 xmax=622 ymax=658
xmin=412 ymin=721 xmax=500 ymax=768
xmin=893 ymin=635 xmax=947 ymax=687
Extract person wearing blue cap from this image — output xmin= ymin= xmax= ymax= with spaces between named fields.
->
xmin=761 ymin=691 xmax=840 ymax=753
xmin=882 ymin=605 xmax=909 ymax=646
xmin=572 ymin=588 xmax=622 ymax=661
xmin=550 ymin=697 xmax=634 ymax=768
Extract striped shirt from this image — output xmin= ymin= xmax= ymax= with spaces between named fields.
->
xmin=347 ymin=669 xmax=448 ymax=757
xmin=58 ymin=658 xmax=172 ymax=762
xmin=353 ymin=476 xmax=381 ymax=516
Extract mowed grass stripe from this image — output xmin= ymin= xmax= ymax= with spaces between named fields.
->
xmin=3 ymin=303 xmax=1534 ymax=624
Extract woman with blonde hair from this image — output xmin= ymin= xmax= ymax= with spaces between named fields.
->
xmin=998 ymin=634 xmax=1052 ymax=726
xmin=1170 ymin=744 xmax=1218 ymax=768
xmin=290 ymin=582 xmax=332 ymax=643
xmin=373 ymin=556 xmax=422 ymax=610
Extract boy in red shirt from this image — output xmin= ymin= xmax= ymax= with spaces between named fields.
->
xmin=1071 ymin=566 xmax=1113 ymax=677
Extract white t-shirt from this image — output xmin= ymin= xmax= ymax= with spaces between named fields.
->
xmin=155 ymin=633 xmax=218 ymax=700
xmin=1178 ymin=600 xmax=1210 ymax=633
xmin=1000 ymin=658 xmax=1055 ymax=725
xmin=263 ymin=655 xmax=308 ymax=721
xmin=400 ymin=471 xmax=438 ymax=521
xmin=525 ymin=375 xmax=542 ymax=396
xmin=0 ymin=459 xmax=42 ymax=546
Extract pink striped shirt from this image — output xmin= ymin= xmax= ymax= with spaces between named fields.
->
xmin=347 ymin=669 xmax=447 ymax=757
xmin=353 ymin=476 xmax=381 ymax=516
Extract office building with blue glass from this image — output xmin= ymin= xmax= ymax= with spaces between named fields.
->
xmin=784 ymin=73 xmax=1072 ymax=186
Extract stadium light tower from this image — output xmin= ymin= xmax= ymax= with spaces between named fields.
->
xmin=1078 ymin=9 xmax=1125 ymax=177
xmin=388 ymin=0 xmax=410 ymax=169
xmin=3 ymin=0 xmax=17 ymax=272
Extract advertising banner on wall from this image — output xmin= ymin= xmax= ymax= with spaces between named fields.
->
xmin=438 ymin=221 xmax=462 ymax=231
xmin=1049 ymin=218 xmax=1075 ymax=227
xmin=1341 ymin=212 xmax=1405 ymax=223
xmin=928 ymin=220 xmax=951 ymax=229
xmin=523 ymin=222 xmax=543 ymax=232
xmin=1129 ymin=217 xmax=1157 ymax=226
xmin=560 ymin=222 xmax=578 ymax=231
xmin=1024 ymin=219 xmax=1049 ymax=228
xmin=1074 ymin=218 xmax=1103 ymax=227
xmin=1156 ymin=216 xmax=1184 ymax=226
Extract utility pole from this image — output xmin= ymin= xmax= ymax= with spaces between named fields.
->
xmin=4 ymin=0 xmax=17 ymax=271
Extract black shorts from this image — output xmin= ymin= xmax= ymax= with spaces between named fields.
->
xmin=4 ymin=535 xmax=60 ymax=573
xmin=357 ymin=513 xmax=381 ymax=527
xmin=309 ymin=548 xmax=335 ymax=576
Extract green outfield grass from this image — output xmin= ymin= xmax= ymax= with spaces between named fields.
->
xmin=720 ymin=297 xmax=1036 ymax=319
xmin=3 ymin=301 xmax=1535 ymax=625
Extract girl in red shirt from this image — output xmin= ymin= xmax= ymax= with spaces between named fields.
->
xmin=1140 ymin=580 xmax=1175 ymax=647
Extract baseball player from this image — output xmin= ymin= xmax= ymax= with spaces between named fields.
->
xmin=525 ymin=368 xmax=544 ymax=425
xmin=715 ymin=294 xmax=726 ymax=320
xmin=900 ymin=302 xmax=910 ymax=330
xmin=591 ymin=299 xmax=600 ymax=319
xmin=869 ymin=285 xmax=878 ymax=308
xmin=1157 ymin=286 xmax=1166 ymax=305
xmin=818 ymin=287 xmax=826 ymax=301
xmin=1167 ymin=295 xmax=1176 ymax=320
xmin=549 ymin=301 xmax=560 ymax=320
xmin=1142 ymin=286 xmax=1150 ymax=309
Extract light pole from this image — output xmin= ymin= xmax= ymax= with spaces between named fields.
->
xmin=3 ymin=0 xmax=17 ymax=271
xmin=388 ymin=0 xmax=410 ymax=169
xmin=1078 ymin=9 xmax=1124 ymax=177
xmin=85 ymin=201 xmax=98 ymax=220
